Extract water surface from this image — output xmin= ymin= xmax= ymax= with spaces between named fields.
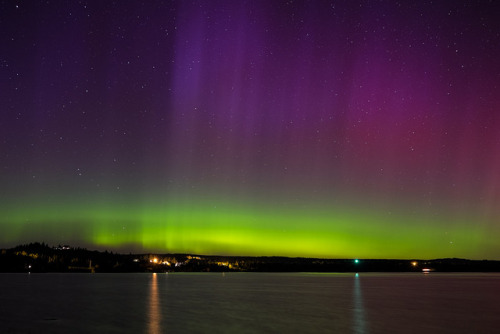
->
xmin=0 ymin=272 xmax=498 ymax=333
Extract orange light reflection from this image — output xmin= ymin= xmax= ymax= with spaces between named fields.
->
xmin=148 ymin=273 xmax=161 ymax=334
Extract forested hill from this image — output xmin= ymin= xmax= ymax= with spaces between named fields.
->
xmin=1 ymin=243 xmax=500 ymax=273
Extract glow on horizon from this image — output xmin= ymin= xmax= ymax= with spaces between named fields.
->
xmin=0 ymin=193 xmax=494 ymax=259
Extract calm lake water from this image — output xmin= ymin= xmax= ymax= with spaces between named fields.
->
xmin=0 ymin=272 xmax=499 ymax=333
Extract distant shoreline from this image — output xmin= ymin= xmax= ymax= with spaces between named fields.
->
xmin=2 ymin=242 xmax=500 ymax=273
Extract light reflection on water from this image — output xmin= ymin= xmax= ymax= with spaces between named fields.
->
xmin=147 ymin=273 xmax=161 ymax=334
xmin=353 ymin=273 xmax=367 ymax=334
xmin=1 ymin=272 xmax=500 ymax=333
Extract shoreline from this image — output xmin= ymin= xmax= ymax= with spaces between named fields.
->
xmin=2 ymin=243 xmax=500 ymax=273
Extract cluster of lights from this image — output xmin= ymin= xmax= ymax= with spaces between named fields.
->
xmin=149 ymin=258 xmax=170 ymax=266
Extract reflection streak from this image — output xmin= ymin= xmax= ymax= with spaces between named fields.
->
xmin=353 ymin=274 xmax=368 ymax=334
xmin=148 ymin=273 xmax=161 ymax=334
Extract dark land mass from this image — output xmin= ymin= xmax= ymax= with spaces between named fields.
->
xmin=1 ymin=242 xmax=500 ymax=273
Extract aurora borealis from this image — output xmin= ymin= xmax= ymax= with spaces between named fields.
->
xmin=1 ymin=1 xmax=500 ymax=259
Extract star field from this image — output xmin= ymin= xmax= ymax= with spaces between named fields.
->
xmin=1 ymin=1 xmax=500 ymax=259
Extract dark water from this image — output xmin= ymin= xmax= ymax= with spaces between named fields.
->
xmin=0 ymin=272 xmax=499 ymax=333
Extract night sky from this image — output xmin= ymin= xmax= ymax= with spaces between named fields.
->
xmin=1 ymin=1 xmax=500 ymax=259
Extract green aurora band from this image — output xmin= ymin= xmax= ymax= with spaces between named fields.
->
xmin=0 ymin=191 xmax=495 ymax=259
